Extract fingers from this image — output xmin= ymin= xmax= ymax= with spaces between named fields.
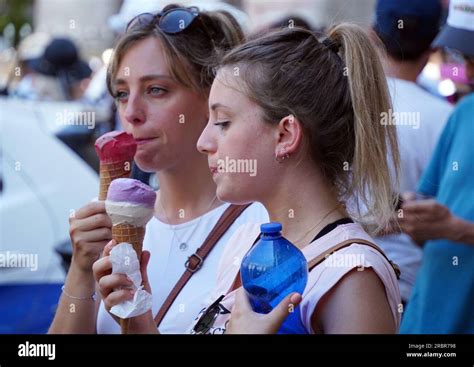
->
xmin=289 ymin=293 xmax=303 ymax=306
xmin=268 ymin=292 xmax=302 ymax=325
xmin=94 ymin=241 xmax=146 ymax=312
xmin=71 ymin=213 xmax=112 ymax=232
xmin=103 ymin=289 xmax=134 ymax=311
xmin=93 ymin=257 xmax=112 ymax=283
xmin=69 ymin=202 xmax=113 ymax=271
xmin=98 ymin=273 xmax=134 ymax=299
xmin=74 ymin=201 xmax=107 ymax=219
xmin=75 ymin=227 xmax=112 ymax=244
xmin=233 ymin=287 xmax=252 ymax=315
xmin=102 ymin=239 xmax=117 ymax=257
xmin=402 ymin=200 xmax=447 ymax=222
xmin=402 ymin=198 xmax=436 ymax=211
xmin=92 ymin=240 xmax=117 ymax=281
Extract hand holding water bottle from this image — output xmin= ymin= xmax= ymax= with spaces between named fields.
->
xmin=240 ymin=222 xmax=308 ymax=314
xmin=226 ymin=288 xmax=302 ymax=334
xmin=232 ymin=222 xmax=307 ymax=333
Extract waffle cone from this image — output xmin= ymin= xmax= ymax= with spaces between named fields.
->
xmin=111 ymin=223 xmax=145 ymax=258
xmin=98 ymin=160 xmax=133 ymax=200
xmin=113 ymin=222 xmax=146 ymax=334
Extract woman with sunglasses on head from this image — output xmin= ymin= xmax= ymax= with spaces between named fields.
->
xmin=49 ymin=4 xmax=268 ymax=334
xmin=114 ymin=24 xmax=403 ymax=334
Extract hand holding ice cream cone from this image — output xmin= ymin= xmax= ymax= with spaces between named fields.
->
xmin=105 ymin=178 xmax=156 ymax=333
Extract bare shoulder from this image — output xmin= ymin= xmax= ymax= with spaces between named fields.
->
xmin=311 ymin=267 xmax=396 ymax=334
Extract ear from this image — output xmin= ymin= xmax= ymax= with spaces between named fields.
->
xmin=275 ymin=114 xmax=303 ymax=157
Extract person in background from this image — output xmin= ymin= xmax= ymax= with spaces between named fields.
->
xmin=13 ymin=37 xmax=92 ymax=101
xmin=372 ymin=0 xmax=453 ymax=305
xmin=2 ymin=32 xmax=51 ymax=97
xmin=399 ymin=0 xmax=474 ymax=334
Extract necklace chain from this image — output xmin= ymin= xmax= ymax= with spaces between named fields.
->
xmin=292 ymin=205 xmax=341 ymax=246
xmin=158 ymin=193 xmax=219 ymax=249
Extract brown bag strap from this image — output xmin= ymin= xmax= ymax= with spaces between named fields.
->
xmin=307 ymin=238 xmax=401 ymax=279
xmin=154 ymin=203 xmax=251 ymax=327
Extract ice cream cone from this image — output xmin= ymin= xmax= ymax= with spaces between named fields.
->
xmin=95 ymin=131 xmax=137 ymax=200
xmin=112 ymin=223 xmax=146 ymax=334
xmin=111 ymin=223 xmax=145 ymax=258
xmin=105 ymin=178 xmax=156 ymax=334
xmin=113 ymin=223 xmax=146 ymax=335
xmin=99 ymin=161 xmax=133 ymax=200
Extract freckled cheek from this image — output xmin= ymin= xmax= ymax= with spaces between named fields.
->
xmin=145 ymin=108 xmax=179 ymax=132
xmin=228 ymin=126 xmax=259 ymax=155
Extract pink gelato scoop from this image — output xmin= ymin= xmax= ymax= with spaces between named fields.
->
xmin=95 ymin=131 xmax=137 ymax=163
xmin=107 ymin=178 xmax=156 ymax=208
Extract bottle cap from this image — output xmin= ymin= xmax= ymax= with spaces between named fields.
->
xmin=260 ymin=222 xmax=282 ymax=235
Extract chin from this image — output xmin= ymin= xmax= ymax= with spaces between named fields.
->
xmin=134 ymin=156 xmax=160 ymax=173
xmin=216 ymin=183 xmax=253 ymax=205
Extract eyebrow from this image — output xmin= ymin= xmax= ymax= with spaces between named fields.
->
xmin=114 ymin=74 xmax=174 ymax=85
xmin=210 ymin=102 xmax=232 ymax=111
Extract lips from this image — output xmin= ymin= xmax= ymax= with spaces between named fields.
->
xmin=134 ymin=137 xmax=158 ymax=146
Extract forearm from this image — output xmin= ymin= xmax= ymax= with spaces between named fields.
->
xmin=451 ymin=217 xmax=474 ymax=245
xmin=48 ymin=263 xmax=98 ymax=334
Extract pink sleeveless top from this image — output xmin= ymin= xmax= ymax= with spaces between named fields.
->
xmin=188 ymin=222 xmax=401 ymax=334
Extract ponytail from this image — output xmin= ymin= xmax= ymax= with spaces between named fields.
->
xmin=218 ymin=24 xmax=399 ymax=233
xmin=328 ymin=23 xmax=400 ymax=232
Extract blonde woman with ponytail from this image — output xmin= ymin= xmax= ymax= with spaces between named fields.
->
xmin=114 ymin=23 xmax=402 ymax=334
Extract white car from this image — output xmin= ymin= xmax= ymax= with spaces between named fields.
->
xmin=0 ymin=98 xmax=100 ymax=333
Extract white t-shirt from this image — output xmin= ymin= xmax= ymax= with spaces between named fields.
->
xmin=96 ymin=201 xmax=269 ymax=334
xmin=376 ymin=77 xmax=453 ymax=302
xmin=386 ymin=77 xmax=453 ymax=193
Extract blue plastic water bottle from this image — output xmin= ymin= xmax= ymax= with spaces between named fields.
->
xmin=240 ymin=222 xmax=308 ymax=314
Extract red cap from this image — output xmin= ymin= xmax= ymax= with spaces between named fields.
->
xmin=95 ymin=131 xmax=137 ymax=162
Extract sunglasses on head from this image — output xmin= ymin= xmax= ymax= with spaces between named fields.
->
xmin=126 ymin=7 xmax=200 ymax=34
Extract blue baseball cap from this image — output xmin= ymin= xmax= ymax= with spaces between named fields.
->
xmin=374 ymin=0 xmax=442 ymax=38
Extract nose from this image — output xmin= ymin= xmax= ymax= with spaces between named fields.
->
xmin=123 ymin=92 xmax=146 ymax=125
xmin=197 ymin=122 xmax=216 ymax=156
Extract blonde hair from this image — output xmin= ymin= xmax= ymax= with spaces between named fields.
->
xmin=106 ymin=4 xmax=244 ymax=97
xmin=219 ymin=24 xmax=399 ymax=233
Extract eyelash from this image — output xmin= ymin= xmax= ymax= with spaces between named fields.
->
xmin=113 ymin=86 xmax=167 ymax=103
xmin=213 ymin=121 xmax=230 ymax=129
xmin=148 ymin=86 xmax=166 ymax=95
xmin=114 ymin=91 xmax=128 ymax=102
